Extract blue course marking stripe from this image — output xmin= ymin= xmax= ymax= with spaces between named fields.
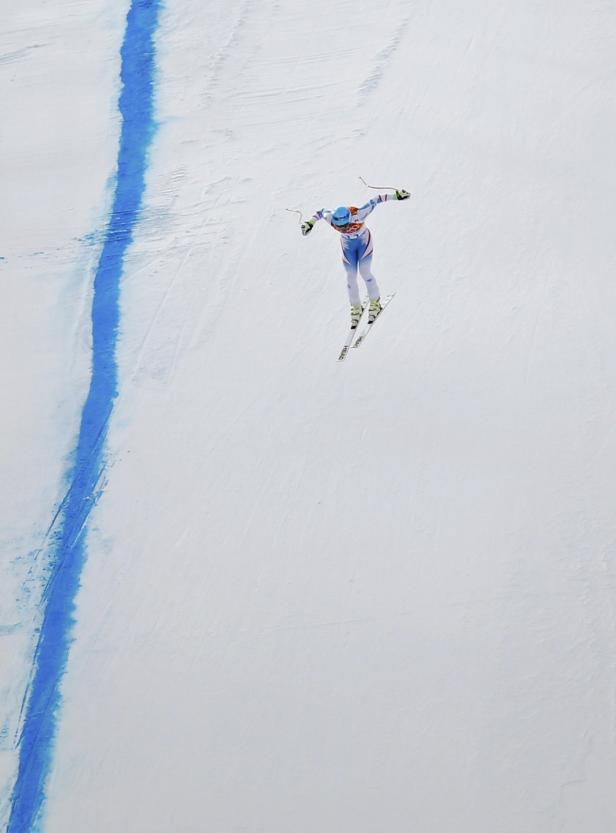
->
xmin=8 ymin=1 xmax=161 ymax=830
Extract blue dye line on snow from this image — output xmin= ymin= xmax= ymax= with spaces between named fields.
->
xmin=8 ymin=2 xmax=161 ymax=830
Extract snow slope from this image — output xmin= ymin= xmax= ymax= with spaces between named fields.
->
xmin=0 ymin=0 xmax=125 ymax=824
xmin=2 ymin=0 xmax=616 ymax=831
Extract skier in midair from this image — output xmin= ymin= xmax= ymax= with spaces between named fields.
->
xmin=301 ymin=188 xmax=410 ymax=327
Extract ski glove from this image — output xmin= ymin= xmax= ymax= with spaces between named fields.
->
xmin=301 ymin=219 xmax=315 ymax=236
xmin=395 ymin=189 xmax=410 ymax=200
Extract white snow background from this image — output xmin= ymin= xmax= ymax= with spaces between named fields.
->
xmin=2 ymin=0 xmax=616 ymax=831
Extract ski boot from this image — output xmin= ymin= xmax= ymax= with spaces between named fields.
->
xmin=350 ymin=303 xmax=363 ymax=329
xmin=368 ymin=297 xmax=382 ymax=324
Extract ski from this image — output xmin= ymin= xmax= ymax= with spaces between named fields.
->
xmin=352 ymin=292 xmax=396 ymax=350
xmin=337 ymin=299 xmax=368 ymax=361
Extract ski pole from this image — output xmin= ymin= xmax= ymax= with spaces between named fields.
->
xmin=285 ymin=207 xmax=304 ymax=224
xmin=358 ymin=176 xmax=398 ymax=192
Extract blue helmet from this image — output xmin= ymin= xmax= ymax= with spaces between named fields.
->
xmin=332 ymin=206 xmax=351 ymax=227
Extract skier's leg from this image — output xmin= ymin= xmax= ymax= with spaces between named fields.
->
xmin=342 ymin=240 xmax=361 ymax=306
xmin=358 ymin=256 xmax=381 ymax=301
xmin=358 ymin=232 xmax=381 ymax=301
xmin=344 ymin=261 xmax=364 ymax=327
xmin=357 ymin=233 xmax=382 ymax=322
xmin=341 ymin=240 xmax=363 ymax=326
xmin=344 ymin=261 xmax=361 ymax=306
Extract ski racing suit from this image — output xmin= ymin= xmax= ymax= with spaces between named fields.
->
xmin=311 ymin=193 xmax=395 ymax=306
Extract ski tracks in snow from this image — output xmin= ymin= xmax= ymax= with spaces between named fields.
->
xmin=358 ymin=14 xmax=412 ymax=103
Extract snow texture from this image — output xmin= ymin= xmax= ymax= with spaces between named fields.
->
xmin=2 ymin=0 xmax=616 ymax=831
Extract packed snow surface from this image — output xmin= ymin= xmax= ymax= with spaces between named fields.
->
xmin=2 ymin=0 xmax=616 ymax=831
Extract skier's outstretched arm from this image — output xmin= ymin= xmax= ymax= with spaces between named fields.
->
xmin=301 ymin=208 xmax=332 ymax=236
xmin=353 ymin=189 xmax=410 ymax=221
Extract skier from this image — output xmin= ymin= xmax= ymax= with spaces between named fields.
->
xmin=301 ymin=189 xmax=410 ymax=327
